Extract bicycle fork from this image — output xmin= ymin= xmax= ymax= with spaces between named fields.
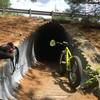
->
xmin=65 ymin=47 xmax=73 ymax=71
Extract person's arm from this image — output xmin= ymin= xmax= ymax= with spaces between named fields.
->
xmin=0 ymin=46 xmax=8 ymax=51
xmin=0 ymin=50 xmax=13 ymax=60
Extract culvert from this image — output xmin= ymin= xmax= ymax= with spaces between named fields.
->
xmin=0 ymin=21 xmax=75 ymax=100
xmin=34 ymin=21 xmax=74 ymax=62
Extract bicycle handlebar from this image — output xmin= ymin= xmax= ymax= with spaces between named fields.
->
xmin=56 ymin=41 xmax=68 ymax=45
xmin=50 ymin=40 xmax=74 ymax=47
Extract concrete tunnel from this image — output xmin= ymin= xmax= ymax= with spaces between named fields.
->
xmin=0 ymin=21 xmax=74 ymax=100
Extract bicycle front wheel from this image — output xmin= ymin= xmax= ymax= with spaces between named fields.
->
xmin=68 ymin=56 xmax=83 ymax=89
xmin=57 ymin=50 xmax=66 ymax=76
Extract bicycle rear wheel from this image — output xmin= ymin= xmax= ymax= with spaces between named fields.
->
xmin=68 ymin=56 xmax=83 ymax=89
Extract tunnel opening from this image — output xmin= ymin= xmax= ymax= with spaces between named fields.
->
xmin=34 ymin=21 xmax=73 ymax=62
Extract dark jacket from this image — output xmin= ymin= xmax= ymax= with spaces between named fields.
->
xmin=0 ymin=44 xmax=14 ymax=60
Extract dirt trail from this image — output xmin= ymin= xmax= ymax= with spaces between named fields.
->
xmin=15 ymin=63 xmax=98 ymax=100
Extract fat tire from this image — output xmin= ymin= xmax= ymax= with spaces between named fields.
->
xmin=68 ymin=56 xmax=83 ymax=89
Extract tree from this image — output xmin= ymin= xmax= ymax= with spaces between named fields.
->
xmin=65 ymin=0 xmax=100 ymax=16
xmin=65 ymin=0 xmax=84 ymax=18
xmin=0 ymin=0 xmax=10 ymax=8
xmin=64 ymin=0 xmax=86 ymax=4
xmin=31 ymin=0 xmax=37 ymax=2
xmin=65 ymin=0 xmax=100 ymax=27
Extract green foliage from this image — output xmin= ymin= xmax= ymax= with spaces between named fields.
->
xmin=31 ymin=0 xmax=37 ymax=2
xmin=64 ymin=0 xmax=86 ymax=4
xmin=52 ymin=15 xmax=72 ymax=23
xmin=65 ymin=0 xmax=100 ymax=26
xmin=53 ymin=15 xmax=66 ymax=20
xmin=0 ymin=12 xmax=22 ymax=16
xmin=0 ymin=0 xmax=10 ymax=8
xmin=82 ymin=65 xmax=99 ymax=90
xmin=81 ymin=15 xmax=100 ymax=28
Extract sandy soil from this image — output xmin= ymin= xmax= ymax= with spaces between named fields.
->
xmin=0 ymin=16 xmax=46 ymax=45
xmin=15 ymin=63 xmax=98 ymax=100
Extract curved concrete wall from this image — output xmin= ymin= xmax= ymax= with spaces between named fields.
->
xmin=0 ymin=35 xmax=37 ymax=100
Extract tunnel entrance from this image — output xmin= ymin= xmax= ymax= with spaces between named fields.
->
xmin=34 ymin=21 xmax=72 ymax=62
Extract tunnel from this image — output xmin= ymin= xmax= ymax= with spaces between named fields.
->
xmin=34 ymin=21 xmax=73 ymax=62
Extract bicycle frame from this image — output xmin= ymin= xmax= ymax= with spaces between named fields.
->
xmin=50 ymin=39 xmax=73 ymax=70
xmin=65 ymin=47 xmax=73 ymax=70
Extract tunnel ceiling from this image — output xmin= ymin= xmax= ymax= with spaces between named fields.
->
xmin=34 ymin=21 xmax=72 ymax=62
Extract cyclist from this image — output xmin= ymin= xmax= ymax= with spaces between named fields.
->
xmin=0 ymin=42 xmax=15 ymax=61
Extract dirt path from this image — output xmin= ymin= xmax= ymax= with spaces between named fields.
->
xmin=15 ymin=63 xmax=98 ymax=100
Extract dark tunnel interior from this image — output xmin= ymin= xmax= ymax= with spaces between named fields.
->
xmin=34 ymin=21 xmax=73 ymax=62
